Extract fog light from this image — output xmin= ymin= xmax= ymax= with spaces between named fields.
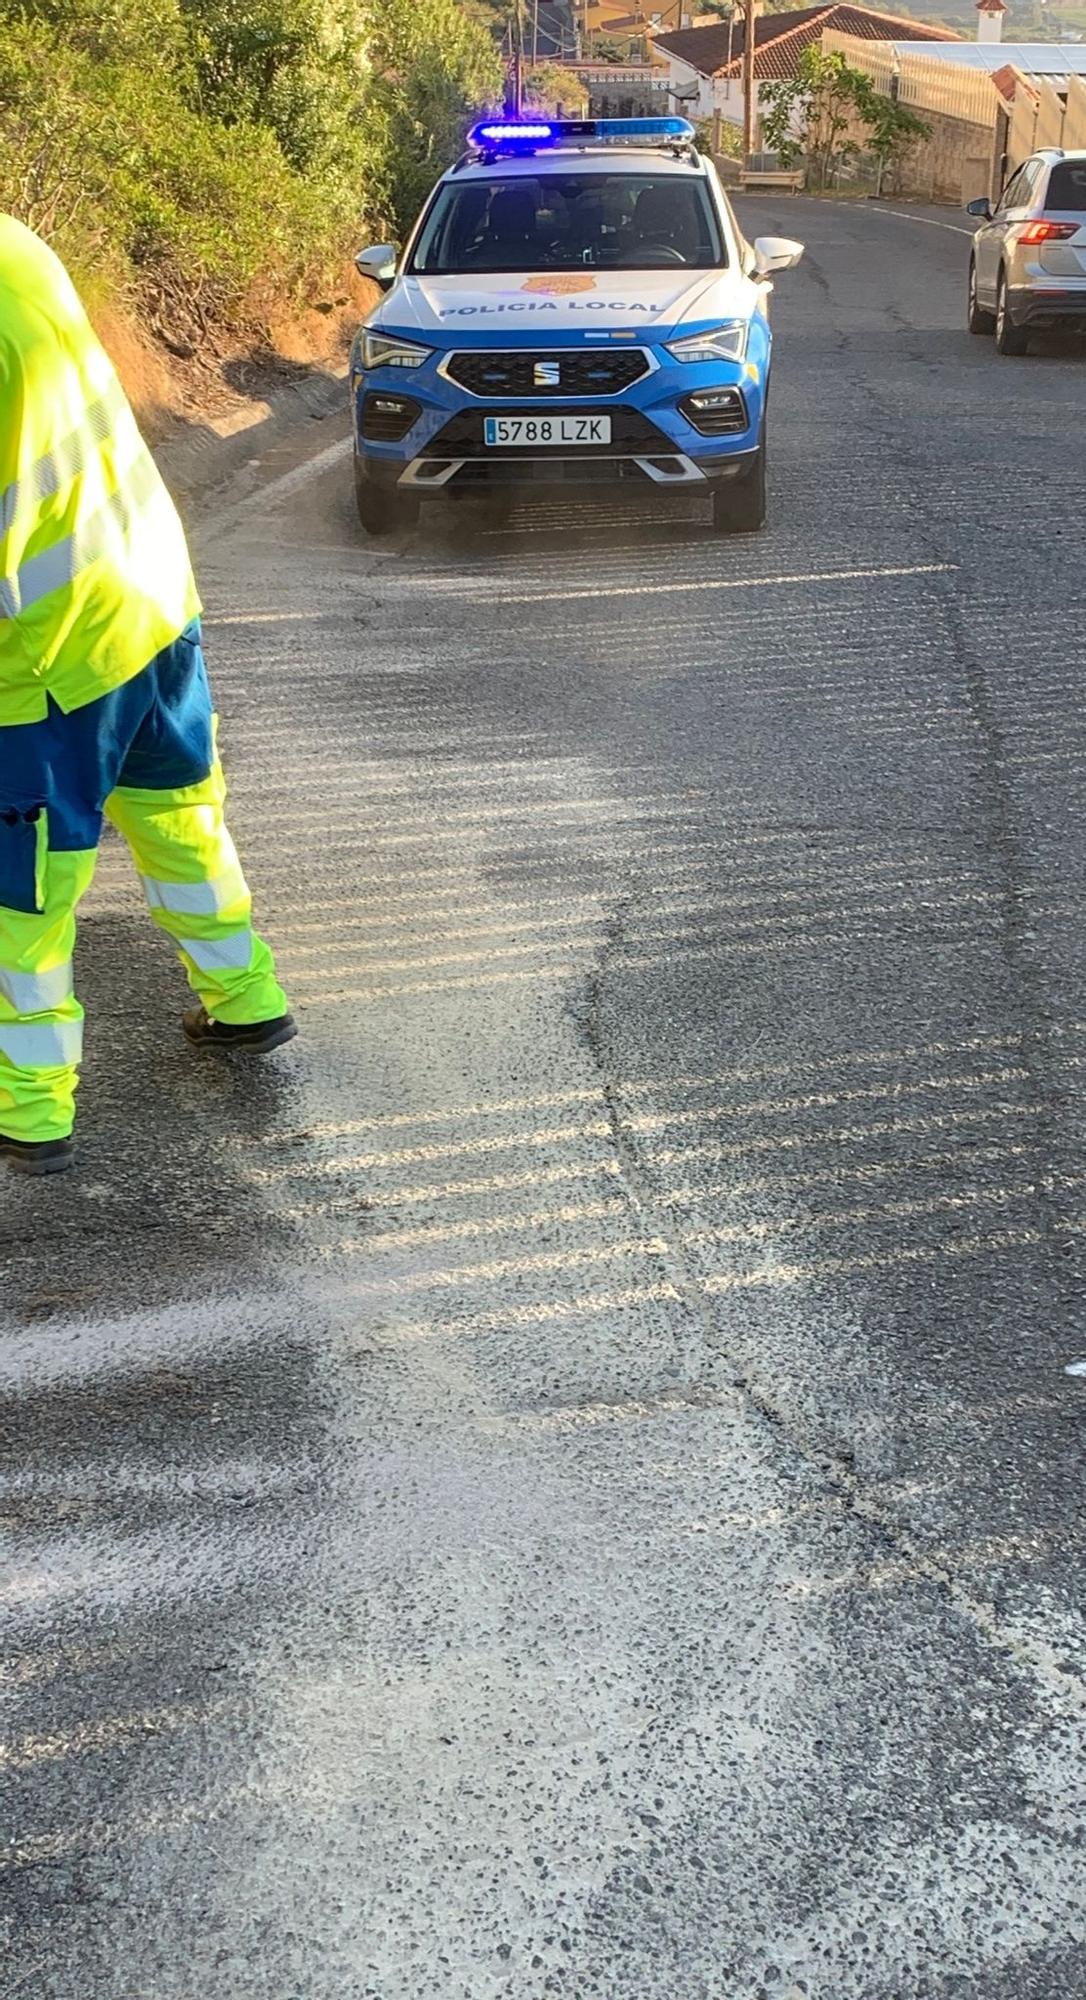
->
xmin=678 ymin=386 xmax=747 ymax=436
xmin=361 ymin=390 xmax=421 ymax=442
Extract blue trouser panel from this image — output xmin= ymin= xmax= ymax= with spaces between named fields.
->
xmin=0 ymin=622 xmax=216 ymax=857
xmin=0 ymin=621 xmax=287 ymax=1141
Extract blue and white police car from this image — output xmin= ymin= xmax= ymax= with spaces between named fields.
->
xmin=348 ymin=116 xmax=803 ymax=536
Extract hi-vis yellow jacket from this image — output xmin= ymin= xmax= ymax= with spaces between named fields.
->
xmin=0 ymin=215 xmax=201 ymax=726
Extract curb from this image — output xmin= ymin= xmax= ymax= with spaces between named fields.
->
xmin=153 ymin=361 xmax=349 ymax=510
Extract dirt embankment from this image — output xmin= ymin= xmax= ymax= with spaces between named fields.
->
xmin=93 ymin=267 xmax=380 ymax=449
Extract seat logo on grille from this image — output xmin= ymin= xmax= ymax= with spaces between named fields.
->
xmin=533 ymin=360 xmax=561 ymax=387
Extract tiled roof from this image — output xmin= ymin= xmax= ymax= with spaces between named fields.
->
xmin=655 ymin=4 xmax=959 ymax=78
xmin=654 ymin=8 xmax=821 ymax=74
xmin=990 ymin=60 xmax=1041 ymax=103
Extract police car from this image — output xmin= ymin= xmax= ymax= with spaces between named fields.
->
xmin=349 ymin=116 xmax=803 ymax=536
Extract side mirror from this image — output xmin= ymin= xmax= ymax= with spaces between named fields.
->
xmin=966 ymin=197 xmax=992 ymax=220
xmin=752 ymin=235 xmax=804 ymax=279
xmin=355 ymin=244 xmax=399 ymax=290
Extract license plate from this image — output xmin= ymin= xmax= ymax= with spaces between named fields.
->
xmin=483 ymin=415 xmax=612 ymax=448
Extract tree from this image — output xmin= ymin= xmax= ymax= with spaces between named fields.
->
xmin=587 ymin=31 xmax=638 ymax=60
xmin=364 ymin=0 xmax=503 ymax=232
xmin=523 ymin=63 xmax=589 ymax=113
xmin=853 ymin=74 xmax=931 ymax=193
xmin=7 ymin=0 xmax=190 ymax=68
xmin=0 ymin=0 xmax=505 ymax=328
xmin=458 ymin=0 xmax=513 ymax=41
xmin=760 ymin=44 xmax=928 ymax=190
xmin=760 ymin=47 xmax=859 ymax=186
xmin=181 ymin=0 xmax=365 ymax=175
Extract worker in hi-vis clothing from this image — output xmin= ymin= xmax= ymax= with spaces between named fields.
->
xmin=0 ymin=215 xmax=295 ymax=1176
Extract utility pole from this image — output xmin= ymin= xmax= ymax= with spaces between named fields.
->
xmin=510 ymin=0 xmax=524 ymax=113
xmin=742 ymin=0 xmax=756 ymax=164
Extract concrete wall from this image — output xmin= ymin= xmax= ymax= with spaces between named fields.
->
xmin=889 ymin=105 xmax=995 ymax=203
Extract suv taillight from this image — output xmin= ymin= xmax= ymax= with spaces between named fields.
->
xmin=1018 ymin=220 xmax=1079 ymax=243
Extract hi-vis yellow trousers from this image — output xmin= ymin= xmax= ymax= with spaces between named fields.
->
xmin=0 ymin=622 xmax=287 ymax=1142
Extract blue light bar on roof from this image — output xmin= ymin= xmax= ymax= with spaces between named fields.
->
xmin=468 ymin=116 xmax=695 ymax=153
xmin=474 ymin=122 xmax=555 ymax=142
xmin=593 ymin=117 xmax=695 ymax=139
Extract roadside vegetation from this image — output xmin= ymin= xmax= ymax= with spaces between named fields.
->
xmin=761 ymin=46 xmax=930 ymax=192
xmin=523 ymin=64 xmax=590 ymax=115
xmin=0 ymin=0 xmax=502 ymax=351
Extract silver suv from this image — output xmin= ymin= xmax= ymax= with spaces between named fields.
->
xmin=967 ymin=149 xmax=1086 ymax=354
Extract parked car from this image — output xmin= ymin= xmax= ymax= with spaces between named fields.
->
xmin=967 ymin=149 xmax=1086 ymax=354
xmin=348 ymin=116 xmax=803 ymax=536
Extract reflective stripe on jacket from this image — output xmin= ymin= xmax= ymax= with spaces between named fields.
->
xmin=0 ymin=215 xmax=201 ymax=725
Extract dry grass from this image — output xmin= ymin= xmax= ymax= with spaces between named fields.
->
xmin=90 ymin=268 xmax=380 ymax=445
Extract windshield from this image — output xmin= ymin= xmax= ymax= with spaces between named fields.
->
xmin=409 ymin=172 xmax=726 ymax=274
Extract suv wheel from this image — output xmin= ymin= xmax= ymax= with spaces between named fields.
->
xmin=967 ymin=259 xmax=995 ymax=335
xmin=354 ymin=460 xmax=420 ymax=536
xmin=995 ymin=270 xmax=1029 ymax=355
xmin=712 ymin=439 xmax=766 ymax=535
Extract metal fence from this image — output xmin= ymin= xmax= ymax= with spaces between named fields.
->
xmin=1006 ymin=69 xmax=1086 ymax=170
xmin=1008 ymin=82 xmax=1038 ymax=172
xmin=822 ymin=31 xmax=1003 ymax=126
xmin=1035 ymin=79 xmax=1066 ymax=151
xmin=822 ymin=31 xmax=1001 ymax=202
xmin=731 ymin=31 xmax=1086 ymax=203
xmin=1068 ymin=74 xmax=1086 ymax=150
xmin=825 ymin=33 xmax=897 ymax=98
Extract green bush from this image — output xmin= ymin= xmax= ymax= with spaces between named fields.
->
xmin=0 ymin=0 xmax=501 ymax=332
xmin=523 ymin=64 xmax=589 ymax=116
xmin=364 ymin=0 xmax=503 ymax=234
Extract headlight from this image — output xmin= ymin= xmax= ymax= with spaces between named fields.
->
xmin=360 ymin=329 xmax=430 ymax=370
xmin=665 ymin=323 xmax=748 ymax=365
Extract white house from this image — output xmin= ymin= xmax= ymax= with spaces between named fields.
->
xmin=655 ymin=2 xmax=961 ymax=131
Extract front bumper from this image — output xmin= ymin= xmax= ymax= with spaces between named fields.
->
xmin=358 ymin=426 xmax=759 ymax=496
xmin=350 ymin=331 xmax=768 ymax=498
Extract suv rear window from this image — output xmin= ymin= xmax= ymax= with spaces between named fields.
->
xmin=1046 ymin=161 xmax=1086 ymax=213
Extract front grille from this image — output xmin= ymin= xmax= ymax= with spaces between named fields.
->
xmin=678 ymin=387 xmax=748 ymax=437
xmin=445 ymin=349 xmax=650 ymax=398
xmin=361 ymin=391 xmax=421 ymax=442
xmin=422 ymin=406 xmax=675 ymax=460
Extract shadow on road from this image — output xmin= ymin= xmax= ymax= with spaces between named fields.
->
xmin=0 ymin=906 xmax=305 ymax=1320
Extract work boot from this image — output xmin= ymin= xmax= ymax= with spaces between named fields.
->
xmin=182 ymin=1005 xmax=297 ymax=1054
xmin=0 ymin=1133 xmax=75 ymax=1176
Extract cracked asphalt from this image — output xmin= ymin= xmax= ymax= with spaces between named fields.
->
xmin=3 ymin=197 xmax=1086 ymax=1999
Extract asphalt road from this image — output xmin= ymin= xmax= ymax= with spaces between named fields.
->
xmin=4 ymin=197 xmax=1086 ymax=1999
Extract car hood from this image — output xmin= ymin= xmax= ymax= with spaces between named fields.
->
xmin=373 ymin=267 xmax=757 ymax=345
